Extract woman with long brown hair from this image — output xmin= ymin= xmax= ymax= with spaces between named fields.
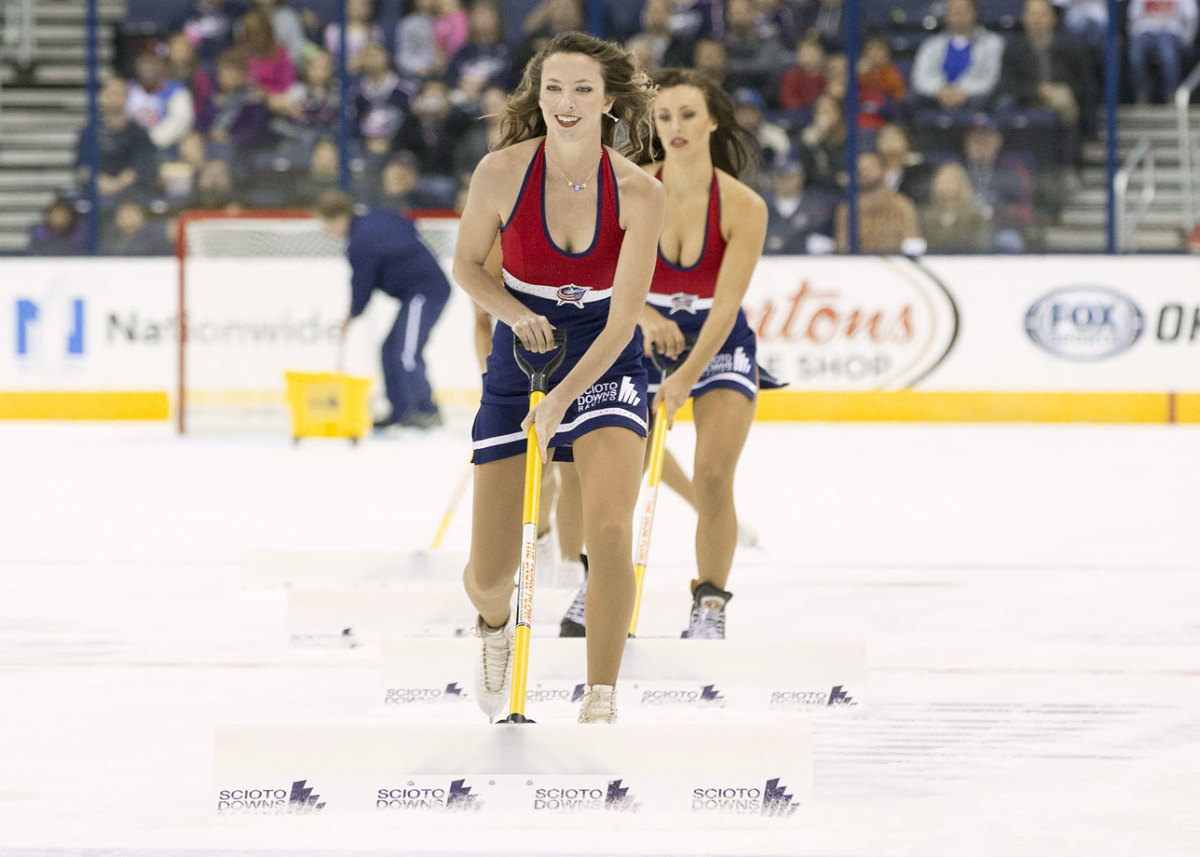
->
xmin=560 ymin=67 xmax=768 ymax=641
xmin=452 ymin=32 xmax=664 ymax=724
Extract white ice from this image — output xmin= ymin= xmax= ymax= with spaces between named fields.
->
xmin=0 ymin=419 xmax=1197 ymax=856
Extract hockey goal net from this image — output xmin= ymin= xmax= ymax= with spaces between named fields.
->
xmin=175 ymin=209 xmax=461 ymax=434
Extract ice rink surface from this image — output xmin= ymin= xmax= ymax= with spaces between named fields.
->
xmin=0 ymin=418 xmax=1197 ymax=857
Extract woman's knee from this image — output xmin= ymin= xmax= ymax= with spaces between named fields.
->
xmin=463 ymin=560 xmax=514 ymax=598
xmin=693 ymin=460 xmax=735 ymax=505
xmin=583 ymin=516 xmax=632 ymax=559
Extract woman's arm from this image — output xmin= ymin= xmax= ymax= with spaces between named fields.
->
xmin=654 ymin=173 xmax=767 ymax=424
xmin=451 ymin=145 xmax=558 ymax=352
xmin=471 ymin=238 xmax=503 ymax=372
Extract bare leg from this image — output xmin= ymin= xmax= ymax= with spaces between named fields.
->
xmin=660 ymin=446 xmax=697 ymax=510
xmin=463 ymin=456 xmax=524 ymax=628
xmin=554 ymin=461 xmax=585 ymax=560
xmin=572 ymin=426 xmax=645 ymax=685
xmin=691 ymin=390 xmax=755 ymax=591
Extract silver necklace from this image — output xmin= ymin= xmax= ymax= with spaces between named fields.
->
xmin=547 ymin=150 xmax=600 ymax=192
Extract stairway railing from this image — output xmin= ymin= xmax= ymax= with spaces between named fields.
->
xmin=1176 ymin=60 xmax=1200 ymax=232
xmin=1114 ymin=138 xmax=1156 ymax=252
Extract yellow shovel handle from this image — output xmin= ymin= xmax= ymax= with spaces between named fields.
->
xmin=508 ymin=389 xmax=545 ymax=719
xmin=629 ymin=401 xmax=669 ymax=637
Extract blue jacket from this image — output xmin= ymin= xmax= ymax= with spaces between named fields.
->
xmin=347 ymin=209 xmax=450 ymax=318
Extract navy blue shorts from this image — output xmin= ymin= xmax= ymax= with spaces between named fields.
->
xmin=471 ymin=277 xmax=649 ymax=465
xmin=644 ymin=305 xmax=760 ymax=401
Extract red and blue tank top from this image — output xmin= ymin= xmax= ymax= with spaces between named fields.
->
xmin=648 ymin=169 xmax=725 ymax=310
xmin=500 ymin=140 xmax=624 ymax=312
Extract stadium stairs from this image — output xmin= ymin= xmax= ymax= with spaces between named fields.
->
xmin=1046 ymin=104 xmax=1200 ymax=252
xmin=0 ymin=0 xmax=125 ymax=253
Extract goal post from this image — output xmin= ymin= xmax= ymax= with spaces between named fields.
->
xmin=174 ymin=208 xmax=465 ymax=435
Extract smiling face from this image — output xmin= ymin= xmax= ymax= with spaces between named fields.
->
xmin=539 ymin=51 xmax=612 ymax=138
xmin=654 ymin=84 xmax=718 ymax=159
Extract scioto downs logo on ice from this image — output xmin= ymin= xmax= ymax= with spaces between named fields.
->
xmin=532 ymin=778 xmax=640 ymax=813
xmin=383 ymin=682 xmax=467 ymax=705
xmin=217 ymin=779 xmax=325 ymax=814
xmin=692 ymin=778 xmax=799 ymax=817
xmin=640 ymin=684 xmax=725 ymax=706
xmin=769 ymin=684 xmax=857 ymax=709
xmin=376 ymin=779 xmax=481 ymax=812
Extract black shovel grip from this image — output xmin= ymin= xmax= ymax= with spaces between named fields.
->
xmin=649 ymin=333 xmax=698 ymax=377
xmin=513 ymin=330 xmax=568 ymax=394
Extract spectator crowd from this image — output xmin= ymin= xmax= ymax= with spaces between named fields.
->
xmin=32 ymin=0 xmax=1200 ymax=256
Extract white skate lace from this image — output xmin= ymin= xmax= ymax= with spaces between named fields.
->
xmin=686 ymin=597 xmax=727 ymax=640
xmin=476 ymin=622 xmax=511 ymax=693
xmin=578 ymin=685 xmax=617 ymax=723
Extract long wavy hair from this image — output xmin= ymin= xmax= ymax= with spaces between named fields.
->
xmin=644 ymin=68 xmax=755 ymax=178
xmin=495 ymin=32 xmax=656 ymax=162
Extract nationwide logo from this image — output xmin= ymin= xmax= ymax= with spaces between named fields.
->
xmin=217 ymin=779 xmax=325 ymax=814
xmin=692 ymin=777 xmax=799 ymax=817
xmin=1024 ymin=285 xmax=1144 ymax=360
xmin=618 ymin=375 xmax=641 ymax=406
xmin=669 ymin=292 xmax=698 ymax=314
xmin=377 ymin=779 xmax=482 ymax=812
xmin=768 ymin=685 xmax=858 ymax=708
xmin=641 ymin=684 xmax=725 ymax=706
xmin=532 ymin=778 xmax=640 ymax=813
xmin=384 ymin=682 xmax=467 ymax=704
xmin=556 ymin=284 xmax=590 ymax=308
xmin=15 ymin=295 xmax=86 ymax=358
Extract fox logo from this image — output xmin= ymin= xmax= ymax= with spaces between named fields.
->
xmin=556 ymin=284 xmax=590 ymax=308
xmin=669 ymin=293 xmax=698 ymax=315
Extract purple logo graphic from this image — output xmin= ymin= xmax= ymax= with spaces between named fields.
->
xmin=761 ymin=778 xmax=798 ymax=817
xmin=556 ymin=284 xmax=590 ymax=308
xmin=700 ymin=684 xmax=724 ymax=703
xmin=288 ymin=780 xmax=326 ymax=813
xmin=444 ymin=683 xmax=463 ymax=696
xmin=828 ymin=685 xmax=853 ymax=706
xmin=571 ymin=683 xmax=587 ymax=702
xmin=446 ymin=778 xmax=481 ymax=811
xmin=605 ymin=778 xmax=640 ymax=812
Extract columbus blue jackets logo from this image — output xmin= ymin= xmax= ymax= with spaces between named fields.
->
xmin=556 ymin=284 xmax=590 ymax=308
xmin=669 ymin=292 xmax=698 ymax=314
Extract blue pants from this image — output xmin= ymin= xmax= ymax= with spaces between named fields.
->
xmin=382 ymin=285 xmax=449 ymax=417
xmin=1129 ymin=31 xmax=1183 ymax=103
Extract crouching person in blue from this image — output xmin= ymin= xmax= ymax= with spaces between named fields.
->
xmin=317 ymin=190 xmax=451 ymax=429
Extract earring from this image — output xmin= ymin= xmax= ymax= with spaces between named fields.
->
xmin=605 ymin=111 xmax=618 ymax=122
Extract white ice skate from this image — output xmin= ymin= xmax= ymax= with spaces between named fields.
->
xmin=577 ymin=684 xmax=617 ymax=724
xmin=473 ymin=614 xmax=514 ymax=722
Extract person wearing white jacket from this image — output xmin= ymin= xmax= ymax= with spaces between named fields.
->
xmin=1127 ymin=0 xmax=1199 ymax=103
xmin=909 ymin=0 xmax=1005 ymax=111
